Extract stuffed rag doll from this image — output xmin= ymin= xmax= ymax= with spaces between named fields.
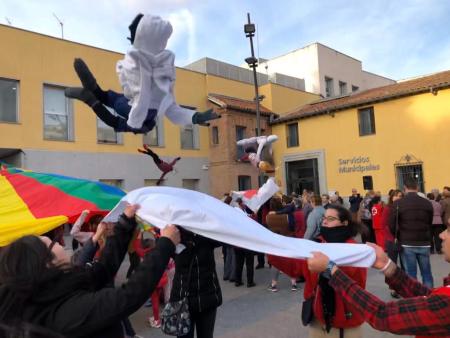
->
xmin=65 ymin=14 xmax=220 ymax=134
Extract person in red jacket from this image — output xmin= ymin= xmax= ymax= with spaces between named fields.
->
xmin=300 ymin=205 xmax=367 ymax=338
xmin=371 ymin=196 xmax=385 ymax=250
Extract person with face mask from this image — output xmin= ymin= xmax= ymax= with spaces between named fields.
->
xmin=300 ymin=205 xmax=367 ymax=338
xmin=0 ymin=204 xmax=180 ymax=338
xmin=65 ymin=14 xmax=220 ymax=134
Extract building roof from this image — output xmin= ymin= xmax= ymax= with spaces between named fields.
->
xmin=208 ymin=93 xmax=274 ymax=117
xmin=273 ymin=70 xmax=450 ymax=124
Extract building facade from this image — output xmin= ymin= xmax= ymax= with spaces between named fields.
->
xmin=271 ymin=71 xmax=450 ymax=197
xmin=0 ymin=24 xmax=317 ymax=195
xmin=259 ymin=43 xmax=395 ymax=98
xmin=206 ymin=94 xmax=273 ymax=198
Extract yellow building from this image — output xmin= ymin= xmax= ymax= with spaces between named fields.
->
xmin=271 ymin=71 xmax=450 ymax=197
xmin=0 ymin=24 xmax=317 ymax=194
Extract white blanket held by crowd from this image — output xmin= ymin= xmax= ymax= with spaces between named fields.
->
xmin=105 ymin=187 xmax=375 ymax=267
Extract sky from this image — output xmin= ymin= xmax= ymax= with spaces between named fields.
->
xmin=1 ymin=0 xmax=450 ymax=80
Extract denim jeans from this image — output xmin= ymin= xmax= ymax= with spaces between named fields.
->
xmin=401 ymin=246 xmax=434 ymax=288
xmin=105 ymin=90 xmax=157 ymax=133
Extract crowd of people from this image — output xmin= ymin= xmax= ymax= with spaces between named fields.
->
xmin=0 ymin=179 xmax=449 ymax=338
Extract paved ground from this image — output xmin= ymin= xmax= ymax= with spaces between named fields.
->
xmin=114 ymin=249 xmax=449 ymax=338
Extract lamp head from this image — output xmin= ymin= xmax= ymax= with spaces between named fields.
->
xmin=244 ymin=23 xmax=255 ymax=34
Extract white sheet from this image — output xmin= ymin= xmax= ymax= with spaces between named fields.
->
xmin=104 ymin=187 xmax=375 ymax=267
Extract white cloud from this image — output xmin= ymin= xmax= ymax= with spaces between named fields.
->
xmin=1 ymin=0 xmax=449 ymax=79
xmin=167 ymin=9 xmax=196 ymax=66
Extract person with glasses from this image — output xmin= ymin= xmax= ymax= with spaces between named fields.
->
xmin=0 ymin=204 xmax=180 ymax=338
xmin=301 ymin=205 xmax=367 ymax=338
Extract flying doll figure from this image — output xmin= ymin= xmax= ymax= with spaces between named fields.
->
xmin=65 ymin=14 xmax=220 ymax=134
xmin=237 ymin=135 xmax=278 ymax=173
xmin=138 ymin=144 xmax=180 ymax=186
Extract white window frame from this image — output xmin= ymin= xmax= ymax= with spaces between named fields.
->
xmin=287 ymin=123 xmax=299 ymax=147
xmin=0 ymin=77 xmax=19 ymax=123
xmin=325 ymin=76 xmax=334 ymax=97
xmin=43 ymin=84 xmax=74 ymax=141
xmin=339 ymin=81 xmax=347 ymax=95
xmin=358 ymin=107 xmax=376 ymax=136
xmin=97 ymin=107 xmax=123 ymax=144
xmin=143 ymin=114 xmax=164 ymax=147
xmin=180 ymin=124 xmax=199 ymax=150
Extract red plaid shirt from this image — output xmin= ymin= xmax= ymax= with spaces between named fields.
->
xmin=329 ymin=267 xmax=450 ymax=338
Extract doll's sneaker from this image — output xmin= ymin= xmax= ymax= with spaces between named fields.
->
xmin=74 ymin=58 xmax=98 ymax=91
xmin=64 ymin=87 xmax=97 ymax=107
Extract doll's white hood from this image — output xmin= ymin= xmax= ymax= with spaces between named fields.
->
xmin=116 ymin=14 xmax=194 ymax=129
xmin=134 ymin=14 xmax=173 ymax=54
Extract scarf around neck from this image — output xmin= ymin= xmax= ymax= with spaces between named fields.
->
xmin=319 ymin=225 xmax=353 ymax=243
xmin=318 ymin=225 xmax=353 ymax=332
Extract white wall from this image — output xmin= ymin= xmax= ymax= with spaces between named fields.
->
xmin=261 ymin=43 xmax=395 ymax=97
xmin=261 ymin=44 xmax=320 ymax=94
xmin=361 ymin=70 xmax=395 ymax=90
xmin=316 ymin=44 xmax=363 ymax=97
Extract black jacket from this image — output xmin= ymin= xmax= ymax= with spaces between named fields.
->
xmin=349 ymin=194 xmax=363 ymax=212
xmin=170 ymin=229 xmax=222 ymax=313
xmin=2 ymin=214 xmax=175 ymax=338
xmin=390 ymin=192 xmax=433 ymax=246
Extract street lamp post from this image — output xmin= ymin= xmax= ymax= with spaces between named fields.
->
xmin=245 ymin=13 xmax=266 ymax=187
xmin=244 ymin=13 xmax=261 ymax=138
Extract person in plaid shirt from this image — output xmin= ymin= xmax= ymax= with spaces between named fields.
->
xmin=306 ymin=226 xmax=450 ymax=338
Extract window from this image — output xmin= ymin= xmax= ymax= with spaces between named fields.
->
xmin=236 ymin=125 xmax=246 ymax=159
xmin=358 ymin=107 xmax=376 ymax=136
xmin=339 ymin=81 xmax=347 ymax=95
xmin=287 ymin=123 xmax=299 ymax=147
xmin=44 ymin=85 xmax=73 ymax=141
xmin=352 ymin=85 xmax=359 ymax=92
xmin=212 ymin=126 xmax=219 ymax=145
xmin=180 ymin=124 xmax=198 ymax=149
xmin=0 ymin=78 xmax=19 ymax=123
xmin=182 ymin=179 xmax=199 ymax=191
xmin=143 ymin=117 xmax=162 ymax=146
xmin=97 ymin=108 xmax=122 ymax=144
xmin=144 ymin=179 xmax=164 ymax=186
xmin=325 ymin=77 xmax=334 ymax=97
xmin=238 ymin=175 xmax=251 ymax=191
xmin=99 ymin=179 xmax=123 ymax=188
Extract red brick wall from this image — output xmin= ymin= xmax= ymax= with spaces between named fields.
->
xmin=208 ymin=105 xmax=271 ymax=198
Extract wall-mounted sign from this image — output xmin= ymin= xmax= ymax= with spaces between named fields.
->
xmin=338 ymin=156 xmax=380 ymax=173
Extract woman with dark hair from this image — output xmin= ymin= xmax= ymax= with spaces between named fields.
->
xmin=381 ymin=190 xmax=404 ymax=264
xmin=301 ymin=205 xmax=367 ymax=338
xmin=169 ymin=228 xmax=222 ymax=338
xmin=0 ymin=205 xmax=180 ymax=338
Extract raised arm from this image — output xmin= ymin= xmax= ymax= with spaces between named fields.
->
xmin=89 ymin=205 xmax=140 ymax=288
xmin=50 ymin=226 xmax=180 ymax=337
xmin=70 ymin=210 xmax=93 ymax=244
